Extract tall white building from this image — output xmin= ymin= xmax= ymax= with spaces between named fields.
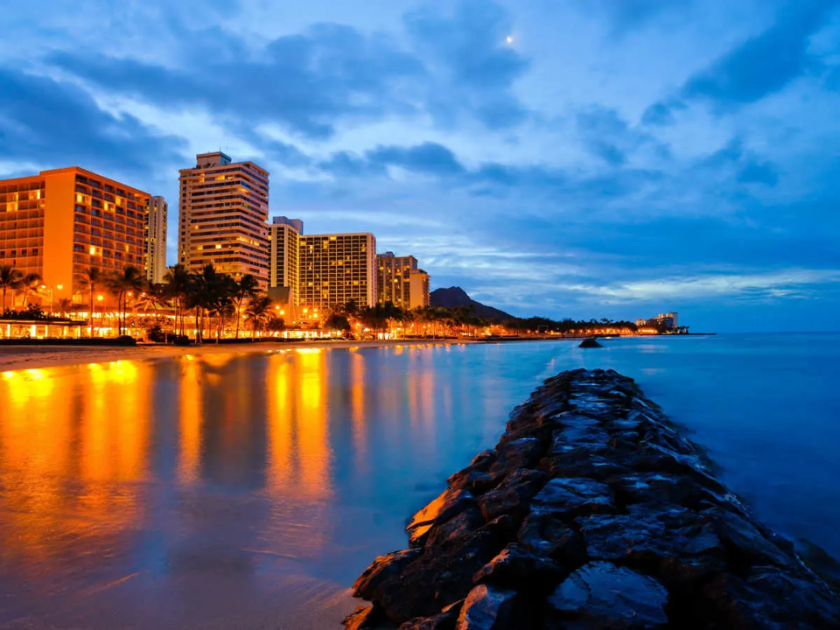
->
xmin=144 ymin=195 xmax=167 ymax=284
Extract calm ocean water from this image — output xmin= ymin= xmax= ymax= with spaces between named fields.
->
xmin=0 ymin=334 xmax=837 ymax=628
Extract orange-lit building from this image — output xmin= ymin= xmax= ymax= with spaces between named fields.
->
xmin=178 ymin=152 xmax=270 ymax=286
xmin=0 ymin=167 xmax=150 ymax=305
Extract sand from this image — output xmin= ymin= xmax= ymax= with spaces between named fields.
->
xmin=0 ymin=338 xmax=478 ymax=372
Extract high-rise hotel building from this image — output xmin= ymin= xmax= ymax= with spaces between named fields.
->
xmin=144 ymin=196 xmax=167 ymax=284
xmin=268 ymin=217 xmax=377 ymax=312
xmin=178 ymin=152 xmax=270 ymax=286
xmin=0 ymin=167 xmax=150 ymax=303
xmin=377 ymin=251 xmax=430 ymax=310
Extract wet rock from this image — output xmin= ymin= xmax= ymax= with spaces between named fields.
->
xmin=343 ymin=605 xmax=387 ymax=629
xmin=373 ymin=517 xmax=515 ymax=623
xmin=399 ymin=601 xmax=461 ymax=630
xmin=517 ymin=512 xmax=588 ymax=567
xmin=426 ymin=506 xmax=486 ymax=549
xmin=477 ymin=468 xmax=547 ymax=522
xmin=354 ymin=549 xmax=421 ymax=600
xmin=540 ymin=450 xmax=632 ymax=482
xmin=456 ymin=584 xmax=518 ymax=630
xmin=607 ymin=472 xmax=714 ymax=508
xmin=473 ymin=543 xmax=565 ymax=590
xmin=701 ymin=506 xmax=800 ymax=573
xmin=531 ymin=477 xmax=615 ymax=521
xmin=408 ymin=488 xmax=476 ymax=547
xmin=699 ymin=566 xmax=840 ymax=629
xmin=488 ymin=437 xmax=543 ymax=478
xmin=448 ymin=469 xmax=497 ymax=495
xmin=579 ymin=338 xmax=603 ymax=348
xmin=546 ymin=562 xmax=669 ymax=629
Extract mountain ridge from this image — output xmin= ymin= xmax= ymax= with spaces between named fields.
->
xmin=429 ymin=286 xmax=512 ymax=322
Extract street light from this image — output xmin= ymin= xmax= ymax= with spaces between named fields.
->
xmin=40 ymin=284 xmax=64 ymax=313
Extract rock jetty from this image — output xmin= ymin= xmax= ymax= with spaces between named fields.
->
xmin=344 ymin=369 xmax=840 ymax=629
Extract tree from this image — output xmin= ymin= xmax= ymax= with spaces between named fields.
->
xmin=19 ymin=273 xmax=43 ymax=307
xmin=163 ymin=265 xmax=191 ymax=336
xmin=245 ymin=294 xmax=273 ymax=340
xmin=324 ymin=313 xmax=351 ymax=333
xmin=0 ymin=265 xmax=23 ymax=312
xmin=78 ymin=267 xmax=104 ymax=337
xmin=56 ymin=298 xmax=74 ymax=319
xmin=107 ymin=266 xmax=145 ymax=336
xmin=232 ymin=274 xmax=259 ymax=339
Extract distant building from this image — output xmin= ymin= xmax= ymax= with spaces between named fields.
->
xmin=144 ymin=196 xmax=167 ymax=284
xmin=178 ymin=152 xmax=270 ymax=286
xmin=0 ymin=167 xmax=149 ymax=304
xmin=408 ymin=268 xmax=430 ymax=310
xmin=636 ymin=312 xmax=679 ymax=330
xmin=376 ymin=251 xmax=431 ymax=310
xmin=268 ymin=217 xmax=377 ymax=317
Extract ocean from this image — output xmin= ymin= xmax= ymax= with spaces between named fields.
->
xmin=0 ymin=334 xmax=837 ymax=628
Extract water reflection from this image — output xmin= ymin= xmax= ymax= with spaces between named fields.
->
xmin=3 ymin=338 xmax=832 ymax=629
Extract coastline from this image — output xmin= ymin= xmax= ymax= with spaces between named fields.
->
xmin=0 ymin=338 xmax=488 ymax=373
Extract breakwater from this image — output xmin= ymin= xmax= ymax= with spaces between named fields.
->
xmin=344 ymin=368 xmax=840 ymax=629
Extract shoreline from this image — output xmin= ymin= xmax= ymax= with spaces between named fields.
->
xmin=345 ymin=368 xmax=839 ymax=628
xmin=0 ymin=338 xmax=488 ymax=373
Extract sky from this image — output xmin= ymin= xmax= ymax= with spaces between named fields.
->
xmin=2 ymin=0 xmax=839 ymax=332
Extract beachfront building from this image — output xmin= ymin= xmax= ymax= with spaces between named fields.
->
xmin=299 ymin=231 xmax=376 ymax=312
xmin=376 ymin=251 xmax=430 ymax=309
xmin=408 ymin=268 xmax=430 ymax=310
xmin=144 ymin=196 xmax=167 ymax=284
xmin=178 ymin=152 xmax=270 ymax=287
xmin=267 ymin=216 xmax=377 ymax=317
xmin=635 ymin=312 xmax=679 ymax=331
xmin=0 ymin=167 xmax=150 ymax=306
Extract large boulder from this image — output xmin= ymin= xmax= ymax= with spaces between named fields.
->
xmin=456 ymin=584 xmax=520 ymax=630
xmin=531 ymin=477 xmax=616 ymax=521
xmin=472 ymin=543 xmax=565 ymax=591
xmin=546 ymin=562 xmax=669 ymax=629
xmin=408 ymin=488 xmax=476 ymax=548
xmin=477 ymin=468 xmax=547 ymax=522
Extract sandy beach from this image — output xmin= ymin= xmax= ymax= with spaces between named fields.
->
xmin=0 ymin=338 xmax=480 ymax=372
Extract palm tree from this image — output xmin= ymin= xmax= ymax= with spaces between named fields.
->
xmin=0 ymin=265 xmax=23 ymax=312
xmin=245 ymin=294 xmax=273 ymax=340
xmin=163 ymin=265 xmax=192 ymax=337
xmin=19 ymin=273 xmax=42 ymax=308
xmin=56 ymin=298 xmax=74 ymax=319
xmin=107 ymin=266 xmax=145 ymax=336
xmin=78 ymin=267 xmax=104 ymax=337
xmin=232 ymin=274 xmax=259 ymax=339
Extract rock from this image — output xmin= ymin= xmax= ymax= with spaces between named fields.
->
xmin=531 ymin=477 xmax=616 ymax=521
xmin=343 ymin=605 xmax=386 ymax=629
xmin=698 ymin=566 xmax=840 ymax=629
xmin=473 ymin=543 xmax=565 ymax=591
xmin=540 ymin=451 xmax=632 ymax=482
xmin=399 ymin=603 xmax=461 ymax=630
xmin=488 ymin=437 xmax=543 ymax=479
xmin=607 ymin=472 xmax=713 ymax=508
xmin=408 ymin=488 xmax=475 ymax=547
xmin=448 ymin=469 xmax=497 ymax=494
xmin=426 ymin=506 xmax=486 ymax=549
xmin=517 ymin=512 xmax=588 ymax=568
xmin=546 ymin=562 xmax=669 ymax=629
xmin=579 ymin=338 xmax=603 ymax=348
xmin=372 ymin=517 xmax=515 ymax=623
xmin=477 ymin=468 xmax=547 ymax=522
xmin=456 ymin=584 xmax=518 ymax=630
xmin=354 ymin=549 xmax=421 ymax=599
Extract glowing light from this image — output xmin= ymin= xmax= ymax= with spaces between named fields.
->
xmin=506 ymin=35 xmax=513 ymax=44
xmin=97 ymin=295 xmax=104 ymax=301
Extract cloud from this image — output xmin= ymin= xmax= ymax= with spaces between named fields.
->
xmin=737 ymin=160 xmax=780 ymax=187
xmin=51 ymin=23 xmax=426 ymax=140
xmin=0 ymin=67 xmax=186 ymax=177
xmin=404 ymin=0 xmax=530 ymax=128
xmin=644 ymin=0 xmax=840 ymax=124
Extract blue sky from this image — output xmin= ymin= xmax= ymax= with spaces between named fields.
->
xmin=2 ymin=0 xmax=839 ymax=331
